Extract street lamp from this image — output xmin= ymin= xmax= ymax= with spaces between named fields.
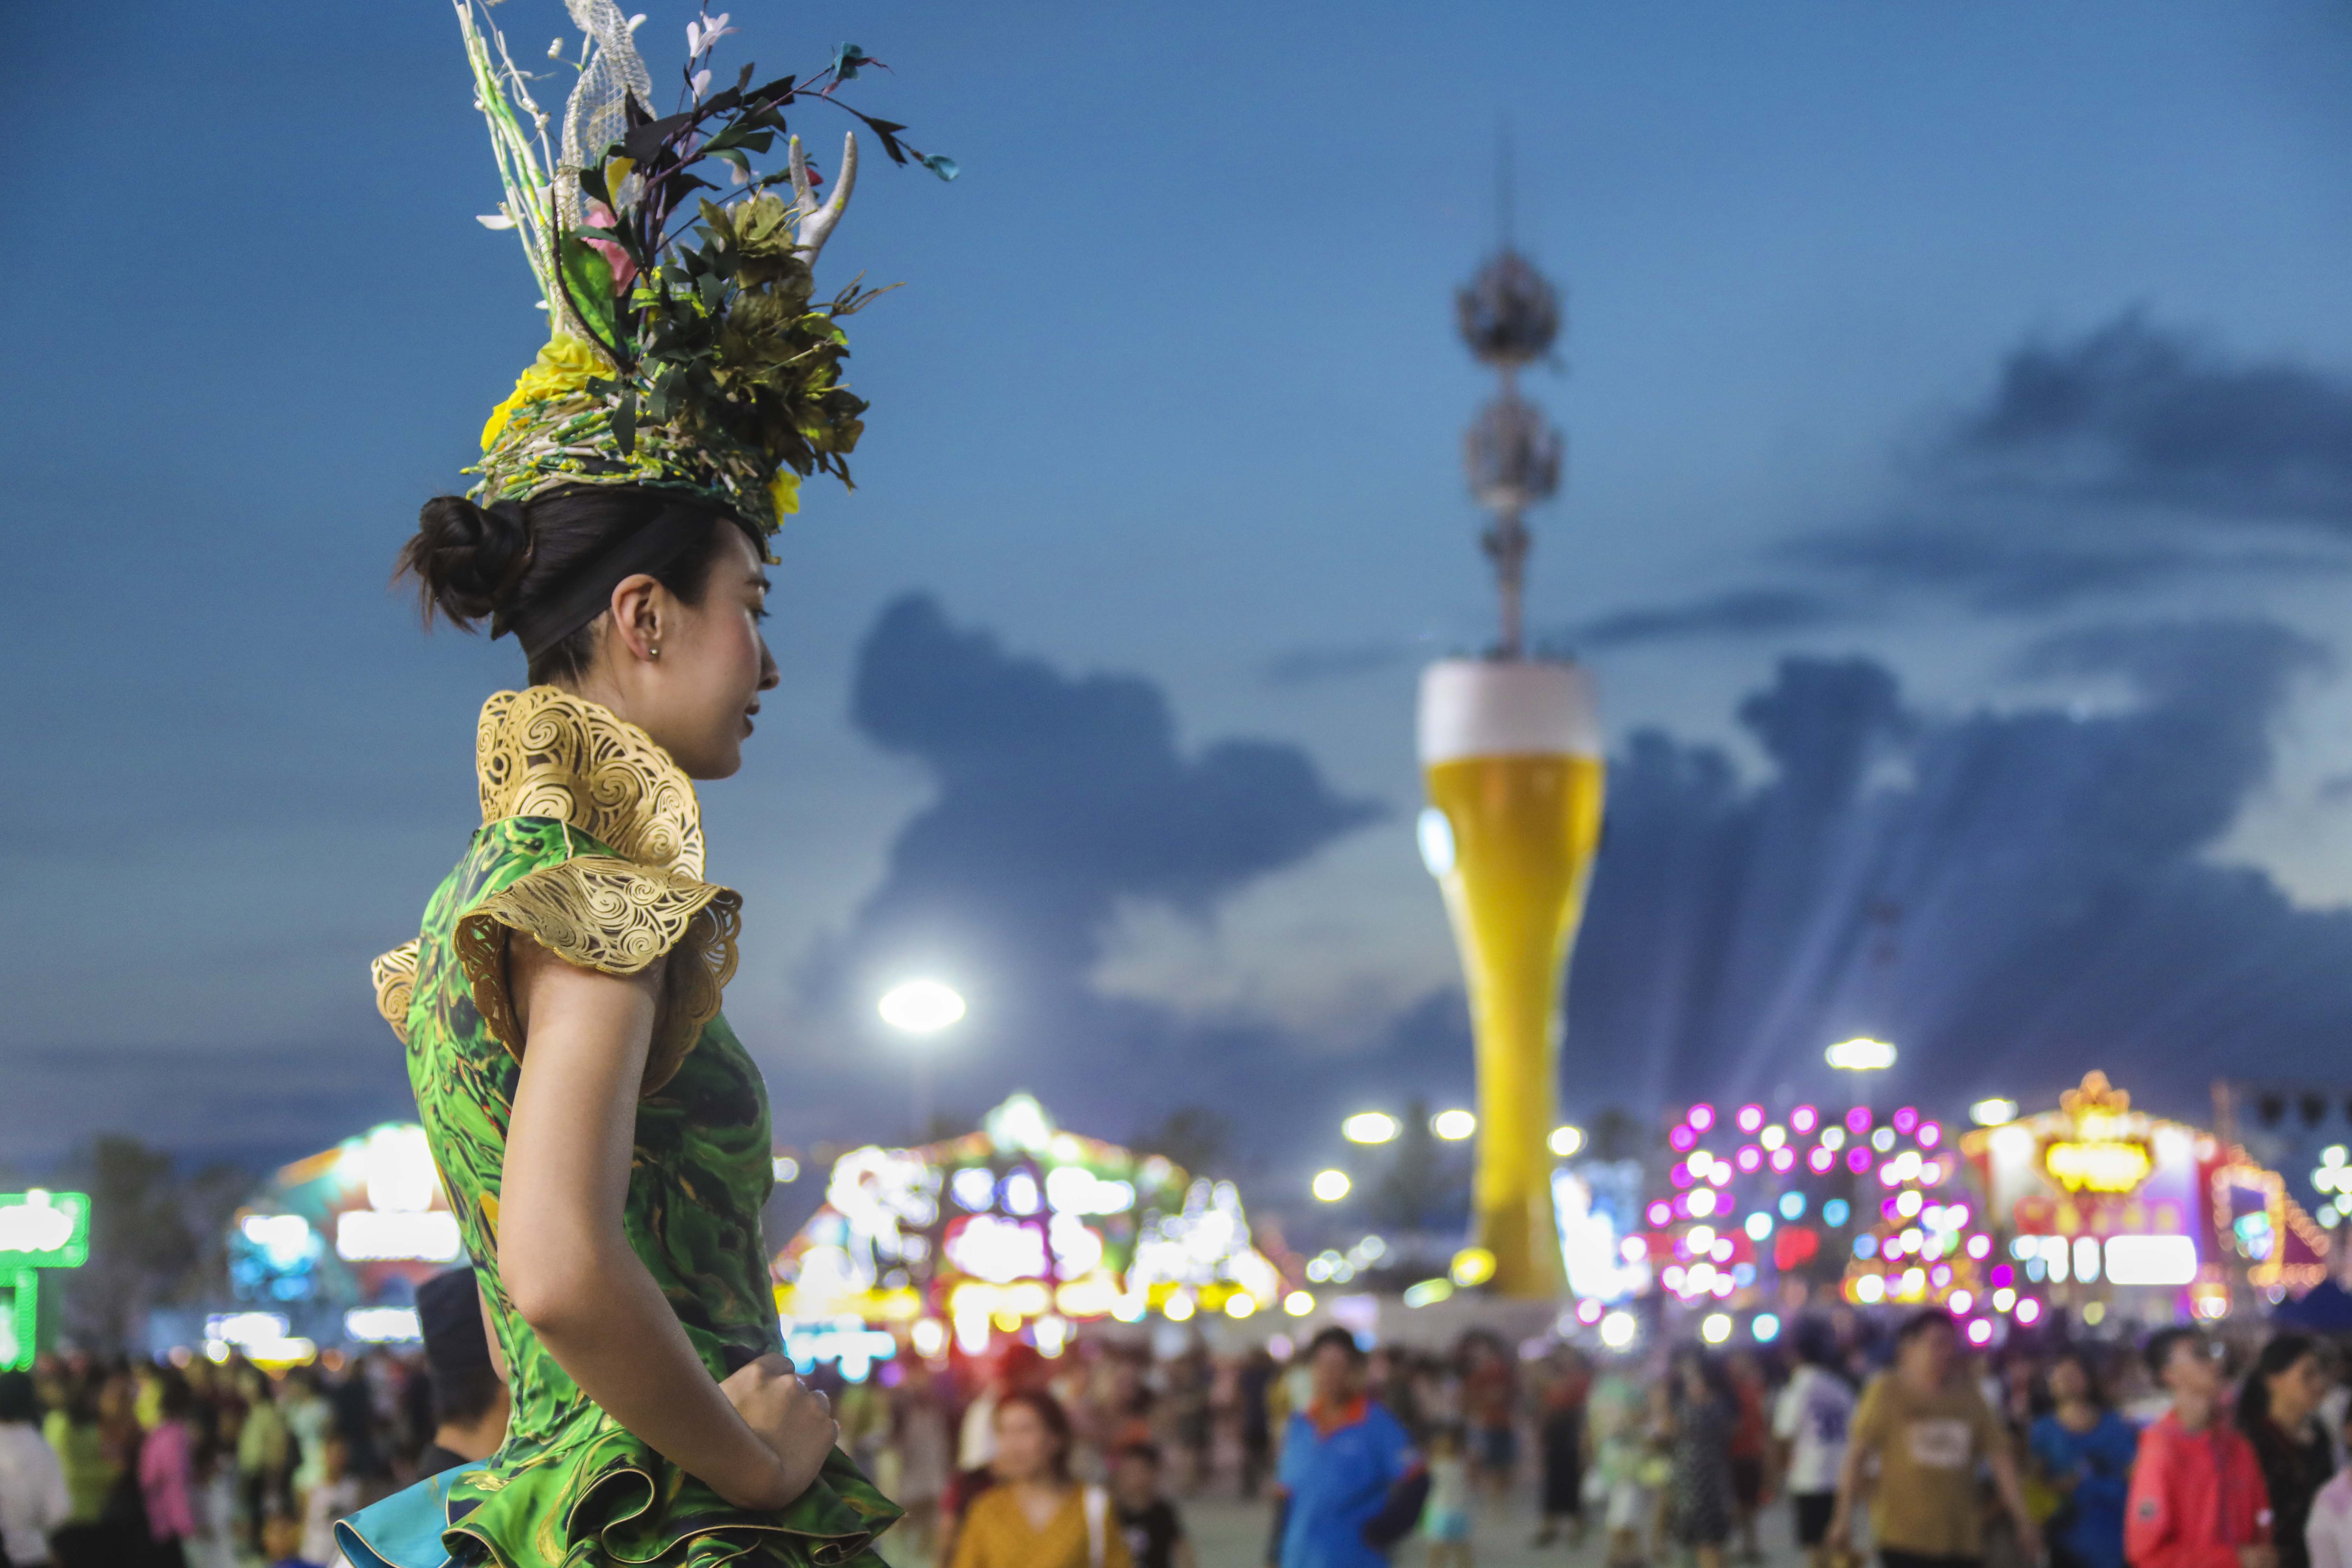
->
xmin=878 ymin=980 xmax=966 ymax=1034
xmin=1826 ymin=1038 xmax=1895 ymax=1132
xmin=879 ymin=980 xmax=966 ymax=1139
xmin=1824 ymin=1038 xmax=1896 ymax=1072
xmin=1432 ymin=1109 xmax=1477 ymax=1141
xmin=1969 ymin=1098 xmax=2018 ymax=1127
xmin=1342 ymin=1113 xmax=1399 ymax=1145
xmin=1312 ymin=1170 xmax=1352 ymax=1202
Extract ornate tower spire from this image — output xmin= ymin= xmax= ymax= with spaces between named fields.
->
xmin=1456 ymin=248 xmax=1564 ymax=657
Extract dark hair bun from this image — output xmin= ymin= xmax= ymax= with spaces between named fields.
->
xmin=397 ymin=496 xmax=533 ymax=629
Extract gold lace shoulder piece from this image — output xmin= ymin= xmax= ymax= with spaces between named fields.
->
xmin=476 ymin=687 xmax=705 ymax=876
xmin=371 ymin=940 xmax=421 ymax=1045
xmin=453 ymin=856 xmax=742 ymax=1096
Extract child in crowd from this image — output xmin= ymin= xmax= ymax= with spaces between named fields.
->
xmin=299 ymin=1434 xmax=359 ymax=1568
xmin=261 ymin=1511 xmax=315 ymax=1568
xmin=1775 ymin=1322 xmax=1856 ymax=1568
xmin=1421 ymin=1425 xmax=1475 ymax=1568
xmin=1111 ymin=1442 xmax=1195 ymax=1568
xmin=1588 ymin=1357 xmax=1657 ymax=1568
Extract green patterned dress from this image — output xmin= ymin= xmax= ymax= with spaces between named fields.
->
xmin=359 ymin=687 xmax=898 ymax=1568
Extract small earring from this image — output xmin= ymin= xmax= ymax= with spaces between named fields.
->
xmin=649 ymin=646 xmax=660 ymax=659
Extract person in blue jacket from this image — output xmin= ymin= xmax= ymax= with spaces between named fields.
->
xmin=1270 ymin=1327 xmax=1423 ymax=1568
xmin=2030 ymin=1347 xmax=2141 ymax=1568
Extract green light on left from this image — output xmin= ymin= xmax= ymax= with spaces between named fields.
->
xmin=0 ymin=1191 xmax=92 ymax=1371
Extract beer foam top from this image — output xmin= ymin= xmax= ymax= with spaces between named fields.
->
xmin=1418 ymin=657 xmax=1602 ymax=763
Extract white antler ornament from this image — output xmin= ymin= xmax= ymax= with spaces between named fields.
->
xmin=788 ymin=131 xmax=859 ymax=263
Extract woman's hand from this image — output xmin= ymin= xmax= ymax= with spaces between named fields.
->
xmin=718 ymin=1354 xmax=839 ymax=1508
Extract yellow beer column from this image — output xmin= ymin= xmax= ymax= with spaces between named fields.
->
xmin=1419 ymin=659 xmax=1604 ymax=1297
xmin=1427 ymin=236 xmax=1598 ymax=1297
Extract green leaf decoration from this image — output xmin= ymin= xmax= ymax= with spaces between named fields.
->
xmin=612 ymin=385 xmax=638 ymax=457
xmin=557 ymin=233 xmax=621 ymax=353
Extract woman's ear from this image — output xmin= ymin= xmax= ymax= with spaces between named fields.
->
xmin=607 ymin=573 xmax=663 ymax=663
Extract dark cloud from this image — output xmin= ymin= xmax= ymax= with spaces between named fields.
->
xmin=1949 ymin=312 xmax=2352 ymax=525
xmin=1558 ymin=619 xmax=2343 ymax=1116
xmin=822 ymin=596 xmax=1382 ymax=1063
xmin=1791 ymin=314 xmax=2352 ymax=610
xmin=1565 ymin=588 xmax=1847 ymax=650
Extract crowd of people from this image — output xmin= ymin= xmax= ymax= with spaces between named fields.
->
xmin=1235 ymin=1308 xmax=2352 ymax=1568
xmin=869 ymin=1305 xmax=2352 ymax=1568
xmin=0 ymin=1271 xmax=507 ymax=1568
xmin=5 ymin=1302 xmax=2352 ymax=1568
xmin=0 ymin=1349 xmax=434 ymax=1568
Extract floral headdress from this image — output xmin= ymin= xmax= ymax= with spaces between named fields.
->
xmin=456 ymin=0 xmax=954 ymax=543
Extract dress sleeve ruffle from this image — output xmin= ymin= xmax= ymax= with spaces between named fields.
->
xmin=453 ymin=854 xmax=742 ymax=1097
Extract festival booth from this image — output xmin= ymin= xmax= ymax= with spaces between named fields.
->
xmin=181 ymin=1122 xmax=465 ymax=1363
xmin=1960 ymin=1072 xmax=2330 ymax=1328
xmin=772 ymin=1094 xmax=1293 ymax=1375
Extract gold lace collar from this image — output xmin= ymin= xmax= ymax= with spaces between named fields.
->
xmin=475 ymin=687 xmax=705 ymax=877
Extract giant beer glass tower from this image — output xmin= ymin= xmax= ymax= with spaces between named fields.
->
xmin=1418 ymin=248 xmax=1604 ymax=1298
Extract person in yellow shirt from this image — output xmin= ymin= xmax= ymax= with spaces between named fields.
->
xmin=1829 ymin=1310 xmax=2043 ymax=1568
xmin=951 ymin=1390 xmax=1131 ymax=1568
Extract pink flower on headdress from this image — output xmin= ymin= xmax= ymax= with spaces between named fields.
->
xmin=582 ymin=201 xmax=637 ymax=294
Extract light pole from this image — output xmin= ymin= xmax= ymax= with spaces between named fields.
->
xmin=878 ymin=980 xmax=965 ymax=1141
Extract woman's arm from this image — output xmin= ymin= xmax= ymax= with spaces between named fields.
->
xmin=499 ymin=937 xmax=834 ymax=1510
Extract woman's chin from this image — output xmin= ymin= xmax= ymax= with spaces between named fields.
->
xmin=682 ymin=737 xmax=745 ymax=780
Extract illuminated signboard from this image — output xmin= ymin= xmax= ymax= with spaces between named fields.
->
xmin=1 ymin=1192 xmax=92 ymax=1372
xmin=2042 ymin=1140 xmax=2153 ymax=1194
xmin=0 ymin=1191 xmax=90 ymax=1270
xmin=1967 ymin=1073 xmax=2202 ymax=1242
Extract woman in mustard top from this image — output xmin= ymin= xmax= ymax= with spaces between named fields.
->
xmin=951 ymin=1393 xmax=1131 ymax=1568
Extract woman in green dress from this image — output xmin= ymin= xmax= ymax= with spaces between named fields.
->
xmin=338 ymin=6 xmax=952 ymax=1565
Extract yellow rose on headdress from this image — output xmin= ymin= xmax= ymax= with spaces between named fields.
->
xmin=479 ymin=334 xmax=612 ymax=451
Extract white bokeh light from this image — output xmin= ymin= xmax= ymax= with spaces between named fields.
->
xmin=878 ymin=980 xmax=966 ymax=1034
